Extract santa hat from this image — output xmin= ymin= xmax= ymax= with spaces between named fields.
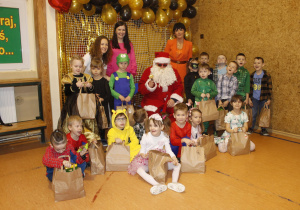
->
xmin=153 ymin=52 xmax=170 ymax=64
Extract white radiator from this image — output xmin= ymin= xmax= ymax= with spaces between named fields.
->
xmin=0 ymin=87 xmax=17 ymax=123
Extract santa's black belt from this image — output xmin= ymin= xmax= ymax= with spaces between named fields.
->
xmin=171 ymin=60 xmax=187 ymax=64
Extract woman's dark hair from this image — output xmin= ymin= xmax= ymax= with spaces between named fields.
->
xmin=173 ymin=22 xmax=186 ymax=34
xmin=89 ymin=35 xmax=112 ymax=65
xmin=111 ymin=21 xmax=131 ymax=54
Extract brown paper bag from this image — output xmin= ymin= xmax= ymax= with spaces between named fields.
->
xmin=89 ymin=143 xmax=105 ymax=175
xmin=215 ymin=107 xmax=228 ymax=131
xmin=244 ymin=105 xmax=253 ymax=128
xmin=52 ymin=156 xmax=85 ymax=202
xmin=116 ymin=103 xmax=135 ymax=126
xmin=77 ymin=89 xmax=96 ymax=119
xmin=227 ymin=132 xmax=250 ymax=156
xmin=197 ymin=100 xmax=219 ymax=122
xmin=200 ymin=135 xmax=217 ymax=161
xmin=258 ymin=105 xmax=270 ymax=128
xmin=106 ymin=142 xmax=130 ymax=171
xmin=148 ymin=150 xmax=173 ymax=184
xmin=99 ymin=101 xmax=108 ymax=129
xmin=181 ymin=146 xmax=205 ymax=173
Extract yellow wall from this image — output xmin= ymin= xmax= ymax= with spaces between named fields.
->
xmin=191 ymin=0 xmax=300 ymax=134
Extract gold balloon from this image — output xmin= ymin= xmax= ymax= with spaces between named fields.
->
xmin=180 ymin=17 xmax=191 ymax=28
xmin=165 ymin=8 xmax=173 ymax=21
xmin=119 ymin=0 xmax=129 ymax=6
xmin=158 ymin=0 xmax=171 ymax=10
xmin=184 ymin=30 xmax=192 ymax=41
xmin=173 ymin=9 xmax=182 ymax=21
xmin=131 ymin=9 xmax=143 ymax=20
xmin=142 ymin=8 xmax=155 ymax=24
xmin=102 ymin=4 xmax=117 ymax=25
xmin=192 ymin=44 xmax=199 ymax=57
xmin=83 ymin=5 xmax=96 ymax=16
xmin=78 ymin=0 xmax=90 ymax=4
xmin=177 ymin=0 xmax=187 ymax=12
xmin=69 ymin=0 xmax=83 ymax=13
xmin=129 ymin=0 xmax=143 ymax=10
xmin=156 ymin=8 xmax=168 ymax=27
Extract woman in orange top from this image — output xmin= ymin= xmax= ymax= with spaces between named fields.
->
xmin=165 ymin=23 xmax=193 ymax=85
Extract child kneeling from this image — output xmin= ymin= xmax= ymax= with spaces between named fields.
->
xmin=215 ymin=95 xmax=255 ymax=153
xmin=128 ymin=113 xmax=185 ymax=195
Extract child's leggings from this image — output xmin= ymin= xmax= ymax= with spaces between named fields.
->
xmin=218 ymin=140 xmax=256 ymax=153
xmin=137 ymin=163 xmax=181 ymax=186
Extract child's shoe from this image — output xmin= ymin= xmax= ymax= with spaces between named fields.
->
xmin=167 ymin=183 xmax=185 ymax=193
xmin=150 ymin=184 xmax=167 ymax=195
xmin=261 ymin=128 xmax=269 ymax=136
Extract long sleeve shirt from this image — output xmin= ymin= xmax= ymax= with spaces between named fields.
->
xmin=216 ymin=74 xmax=238 ymax=101
xmin=191 ymin=78 xmax=218 ymax=102
xmin=109 ymin=71 xmax=135 ymax=99
xmin=170 ymin=122 xmax=191 ymax=157
xmin=249 ymin=70 xmax=272 ymax=101
xmin=234 ymin=66 xmax=250 ymax=98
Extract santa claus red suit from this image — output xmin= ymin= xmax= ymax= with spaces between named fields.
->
xmin=139 ymin=52 xmax=183 ymax=121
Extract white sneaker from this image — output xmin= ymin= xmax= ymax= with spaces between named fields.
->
xmin=167 ymin=183 xmax=185 ymax=193
xmin=150 ymin=184 xmax=167 ymax=195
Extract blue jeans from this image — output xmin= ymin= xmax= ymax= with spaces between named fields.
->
xmin=251 ymin=98 xmax=267 ymax=129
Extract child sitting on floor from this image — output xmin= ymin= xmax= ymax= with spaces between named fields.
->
xmin=189 ymin=108 xmax=204 ymax=145
xmin=42 ymin=129 xmax=86 ymax=182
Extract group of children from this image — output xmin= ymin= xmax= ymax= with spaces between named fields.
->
xmin=42 ymin=50 xmax=272 ymax=195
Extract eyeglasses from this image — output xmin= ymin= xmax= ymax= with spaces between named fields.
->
xmin=156 ymin=63 xmax=168 ymax=67
xmin=115 ymin=118 xmax=126 ymax=122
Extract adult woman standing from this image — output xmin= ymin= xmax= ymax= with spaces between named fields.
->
xmin=107 ymin=21 xmax=137 ymax=77
xmin=83 ymin=35 xmax=112 ymax=79
xmin=165 ymin=23 xmax=192 ymax=84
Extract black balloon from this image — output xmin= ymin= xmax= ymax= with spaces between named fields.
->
xmin=142 ymin=0 xmax=152 ymax=8
xmin=83 ymin=2 xmax=93 ymax=11
xmin=112 ymin=2 xmax=122 ymax=13
xmin=150 ymin=5 xmax=158 ymax=13
xmin=169 ymin=0 xmax=178 ymax=10
xmin=90 ymin=0 xmax=107 ymax=6
xmin=95 ymin=5 xmax=103 ymax=14
xmin=150 ymin=0 xmax=158 ymax=7
xmin=120 ymin=5 xmax=132 ymax=21
xmin=182 ymin=5 xmax=197 ymax=18
xmin=107 ymin=0 xmax=118 ymax=4
xmin=186 ymin=0 xmax=196 ymax=5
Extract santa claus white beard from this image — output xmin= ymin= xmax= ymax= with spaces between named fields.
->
xmin=150 ymin=64 xmax=177 ymax=89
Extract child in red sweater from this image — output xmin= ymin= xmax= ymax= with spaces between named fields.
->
xmin=170 ymin=103 xmax=193 ymax=159
xmin=42 ymin=129 xmax=86 ymax=182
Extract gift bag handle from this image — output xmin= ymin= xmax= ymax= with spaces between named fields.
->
xmin=58 ymin=155 xmax=71 ymax=170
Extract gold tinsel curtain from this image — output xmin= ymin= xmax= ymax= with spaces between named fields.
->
xmin=57 ymin=12 xmax=174 ymax=105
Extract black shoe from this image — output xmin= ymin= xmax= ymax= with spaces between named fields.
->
xmin=261 ymin=128 xmax=269 ymax=136
xmin=101 ymin=139 xmax=108 ymax=147
xmin=247 ymin=128 xmax=253 ymax=134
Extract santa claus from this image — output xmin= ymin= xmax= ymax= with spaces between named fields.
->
xmin=139 ymin=52 xmax=183 ymax=121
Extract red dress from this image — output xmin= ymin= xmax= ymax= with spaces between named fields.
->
xmin=67 ymin=133 xmax=89 ymax=162
xmin=170 ymin=121 xmax=191 ymax=158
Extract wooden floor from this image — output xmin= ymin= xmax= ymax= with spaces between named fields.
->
xmin=0 ymin=132 xmax=300 ymax=209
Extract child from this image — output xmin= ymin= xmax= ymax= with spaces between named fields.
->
xmin=128 ymin=113 xmax=185 ymax=195
xmin=189 ymin=108 xmax=204 ymax=144
xmin=235 ymin=53 xmax=250 ymax=104
xmin=91 ymin=58 xmax=113 ymax=142
xmin=170 ymin=103 xmax=193 ymax=159
xmin=249 ymin=57 xmax=272 ymax=135
xmin=184 ymin=58 xmax=200 ymax=107
xmin=216 ymin=61 xmax=239 ymax=111
xmin=199 ymin=52 xmax=214 ymax=81
xmin=216 ymin=95 xmax=255 ymax=153
xmin=191 ymin=63 xmax=218 ymax=134
xmin=133 ymin=107 xmax=147 ymax=143
xmin=109 ymin=53 xmax=135 ymax=110
xmin=107 ymin=109 xmax=141 ymax=161
xmin=66 ymin=116 xmax=90 ymax=163
xmin=42 ymin=129 xmax=86 ymax=182
xmin=213 ymin=54 xmax=227 ymax=84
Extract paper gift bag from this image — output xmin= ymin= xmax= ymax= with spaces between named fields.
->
xmin=116 ymin=103 xmax=135 ymax=126
xmin=258 ymin=105 xmax=270 ymax=128
xmin=200 ymin=135 xmax=217 ymax=161
xmin=99 ymin=101 xmax=108 ymax=129
xmin=148 ymin=150 xmax=173 ymax=184
xmin=77 ymin=89 xmax=96 ymax=119
xmin=181 ymin=146 xmax=205 ymax=173
xmin=197 ymin=100 xmax=219 ymax=122
xmin=215 ymin=107 xmax=228 ymax=131
xmin=89 ymin=143 xmax=106 ymax=175
xmin=106 ymin=142 xmax=130 ymax=171
xmin=52 ymin=156 xmax=85 ymax=202
xmin=227 ymin=132 xmax=250 ymax=156
xmin=244 ymin=105 xmax=253 ymax=128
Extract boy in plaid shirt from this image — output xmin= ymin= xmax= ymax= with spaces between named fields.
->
xmin=133 ymin=107 xmax=147 ymax=143
xmin=249 ymin=57 xmax=272 ymax=135
xmin=216 ymin=61 xmax=239 ymax=111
